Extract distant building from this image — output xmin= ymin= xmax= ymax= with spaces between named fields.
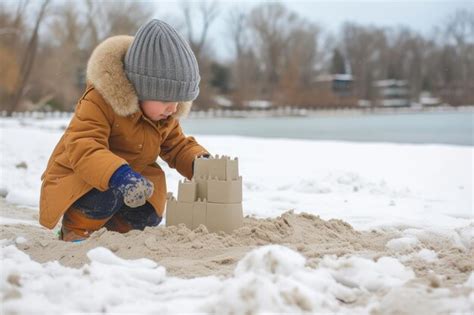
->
xmin=311 ymin=74 xmax=358 ymax=108
xmin=419 ymin=91 xmax=442 ymax=107
xmin=372 ymin=80 xmax=410 ymax=107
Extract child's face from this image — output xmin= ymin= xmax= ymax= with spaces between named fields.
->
xmin=140 ymin=100 xmax=178 ymax=121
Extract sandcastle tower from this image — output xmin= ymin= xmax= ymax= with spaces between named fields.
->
xmin=165 ymin=155 xmax=243 ymax=233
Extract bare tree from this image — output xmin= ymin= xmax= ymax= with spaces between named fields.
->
xmin=28 ymin=1 xmax=87 ymax=110
xmin=249 ymin=3 xmax=297 ymax=98
xmin=180 ymin=0 xmax=219 ymax=59
xmin=340 ymin=23 xmax=388 ymax=101
xmin=0 ymin=1 xmax=29 ymax=110
xmin=382 ymin=28 xmax=430 ymax=98
xmin=228 ymin=7 xmax=247 ymax=60
xmin=3 ymin=1 xmax=472 ymax=113
xmin=0 ymin=0 xmax=28 ymax=42
xmin=277 ymin=22 xmax=322 ymax=106
xmin=444 ymin=10 xmax=474 ymax=46
xmin=27 ymin=0 xmax=153 ymax=111
xmin=438 ymin=9 xmax=474 ymax=105
xmin=178 ymin=1 xmax=220 ymax=109
xmin=226 ymin=6 xmax=261 ymax=107
xmin=247 ymin=3 xmax=322 ymax=105
xmin=7 ymin=0 xmax=50 ymax=116
xmin=83 ymin=0 xmax=102 ymax=50
xmin=83 ymin=0 xmax=153 ymax=52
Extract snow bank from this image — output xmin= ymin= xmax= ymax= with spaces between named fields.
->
xmin=320 ymin=255 xmax=415 ymax=292
xmin=1 ymin=244 xmax=423 ymax=314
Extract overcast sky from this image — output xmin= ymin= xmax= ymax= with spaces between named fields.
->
xmin=153 ymin=0 xmax=472 ymax=61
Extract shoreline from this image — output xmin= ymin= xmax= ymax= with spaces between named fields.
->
xmin=1 ymin=105 xmax=473 ymax=120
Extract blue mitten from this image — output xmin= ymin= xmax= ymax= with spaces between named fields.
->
xmin=109 ymin=164 xmax=154 ymax=208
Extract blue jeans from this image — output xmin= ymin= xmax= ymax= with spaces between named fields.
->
xmin=72 ymin=187 xmax=161 ymax=230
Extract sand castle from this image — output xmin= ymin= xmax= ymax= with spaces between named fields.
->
xmin=165 ymin=155 xmax=243 ymax=233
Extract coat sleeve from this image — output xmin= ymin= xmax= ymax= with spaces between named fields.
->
xmin=159 ymin=118 xmax=209 ymax=180
xmin=64 ymin=98 xmax=127 ymax=191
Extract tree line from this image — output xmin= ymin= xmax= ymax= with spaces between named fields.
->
xmin=0 ymin=0 xmax=473 ymax=115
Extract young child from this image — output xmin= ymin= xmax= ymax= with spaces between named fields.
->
xmin=39 ymin=20 xmax=210 ymax=241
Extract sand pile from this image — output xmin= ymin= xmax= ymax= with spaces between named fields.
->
xmin=0 ymin=198 xmax=472 ymax=287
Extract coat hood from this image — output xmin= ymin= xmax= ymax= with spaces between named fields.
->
xmin=86 ymin=35 xmax=192 ymax=118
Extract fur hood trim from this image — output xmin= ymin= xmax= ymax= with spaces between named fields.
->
xmin=86 ymin=35 xmax=192 ymax=118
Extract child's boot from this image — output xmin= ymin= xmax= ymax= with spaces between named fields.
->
xmin=104 ymin=215 xmax=134 ymax=233
xmin=60 ymin=206 xmax=111 ymax=242
xmin=105 ymin=203 xmax=161 ymax=233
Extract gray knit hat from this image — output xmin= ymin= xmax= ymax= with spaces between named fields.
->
xmin=124 ymin=19 xmax=200 ymax=102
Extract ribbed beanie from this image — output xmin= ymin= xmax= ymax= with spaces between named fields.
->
xmin=124 ymin=19 xmax=200 ymax=101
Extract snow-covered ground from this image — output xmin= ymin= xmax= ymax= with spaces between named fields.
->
xmin=0 ymin=116 xmax=473 ymax=314
xmin=1 ymin=117 xmax=471 ymax=232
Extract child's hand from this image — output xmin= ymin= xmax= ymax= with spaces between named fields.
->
xmin=109 ymin=165 xmax=154 ymax=208
xmin=121 ymin=175 xmax=154 ymax=208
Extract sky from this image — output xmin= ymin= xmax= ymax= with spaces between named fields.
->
xmin=153 ymin=0 xmax=473 ymax=61
xmin=11 ymin=0 xmax=473 ymax=61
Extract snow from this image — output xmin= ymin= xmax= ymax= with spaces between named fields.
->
xmin=316 ymin=73 xmax=354 ymax=81
xmin=213 ymin=95 xmax=233 ymax=107
xmin=374 ymin=79 xmax=408 ymax=87
xmin=234 ymin=244 xmax=306 ymax=276
xmin=0 ymin=244 xmax=421 ymax=314
xmin=386 ymin=236 xmax=420 ymax=253
xmin=243 ymin=99 xmax=272 ymax=108
xmin=0 ymin=116 xmax=473 ymax=314
xmin=420 ymin=91 xmax=441 ymax=106
xmin=1 ymin=117 xmax=471 ymax=233
xmin=14 ymin=236 xmax=27 ymax=245
xmin=416 ymin=249 xmax=438 ymax=262
xmin=321 ymin=255 xmax=415 ymax=292
xmin=466 ymin=273 xmax=474 ymax=288
xmin=0 ymin=217 xmax=39 ymax=226
xmin=86 ymin=247 xmax=162 ymax=269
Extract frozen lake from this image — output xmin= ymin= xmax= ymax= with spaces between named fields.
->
xmin=181 ymin=111 xmax=474 ymax=146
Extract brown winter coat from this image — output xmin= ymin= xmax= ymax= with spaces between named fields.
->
xmin=39 ymin=36 xmax=208 ymax=229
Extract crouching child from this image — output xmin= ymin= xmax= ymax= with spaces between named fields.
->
xmin=39 ymin=20 xmax=209 ymax=241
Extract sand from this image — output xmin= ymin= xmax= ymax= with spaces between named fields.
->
xmin=0 ymin=197 xmax=472 ymax=288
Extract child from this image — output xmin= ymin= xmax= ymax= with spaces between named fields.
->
xmin=39 ymin=20 xmax=210 ymax=241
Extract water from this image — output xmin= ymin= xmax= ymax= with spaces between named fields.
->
xmin=181 ymin=111 xmax=474 ymax=146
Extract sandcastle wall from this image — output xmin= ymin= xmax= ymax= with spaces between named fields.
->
xmin=166 ymin=155 xmax=243 ymax=233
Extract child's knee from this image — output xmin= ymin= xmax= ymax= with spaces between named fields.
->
xmin=73 ymin=188 xmax=123 ymax=219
